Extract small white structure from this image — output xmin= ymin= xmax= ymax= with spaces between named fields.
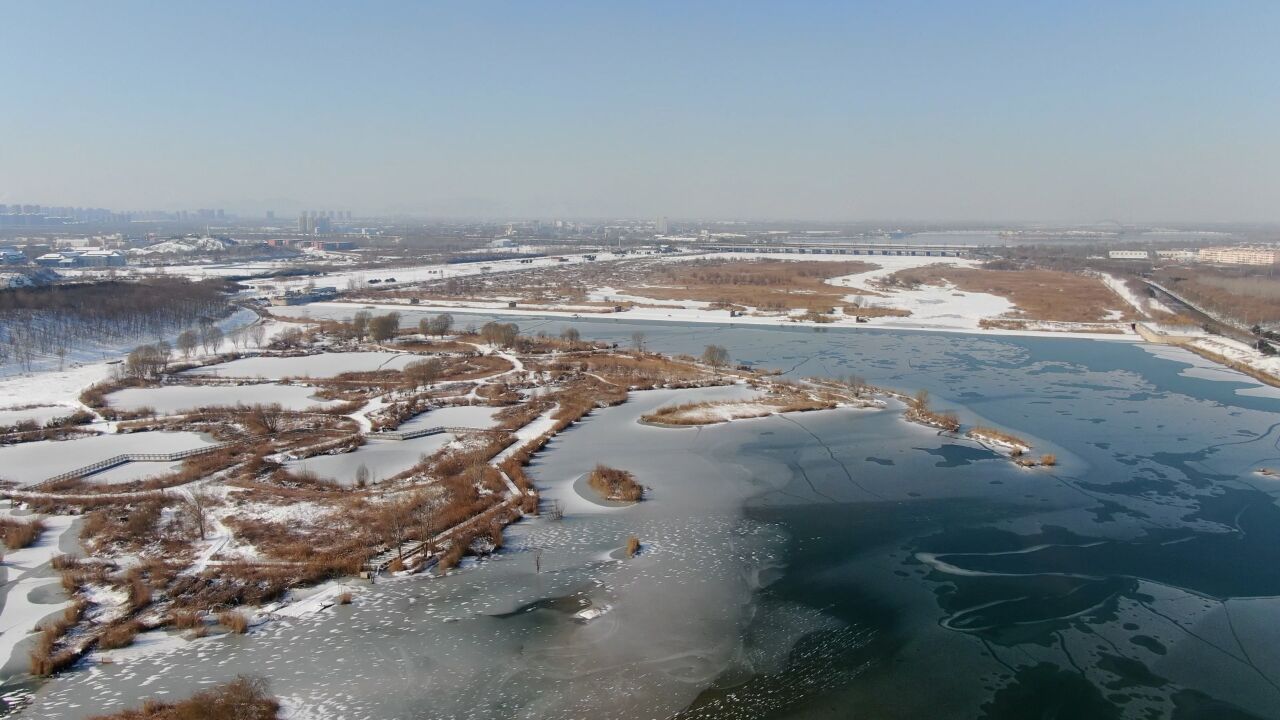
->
xmin=1108 ymin=250 xmax=1150 ymax=260
xmin=1155 ymin=249 xmax=1198 ymax=261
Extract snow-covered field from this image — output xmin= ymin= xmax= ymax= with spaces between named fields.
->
xmin=244 ymin=248 xmax=638 ymax=295
xmin=318 ymin=252 xmax=1135 ymax=340
xmin=0 ymin=431 xmax=217 ymax=486
xmin=182 ymin=351 xmax=419 ymax=380
xmin=106 ymin=384 xmax=342 ymax=414
xmin=824 ymin=255 xmax=1015 ymax=330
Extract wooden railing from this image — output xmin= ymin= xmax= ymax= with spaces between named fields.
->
xmin=32 ymin=441 xmax=236 ymax=488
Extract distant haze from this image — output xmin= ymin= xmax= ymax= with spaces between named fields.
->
xmin=2 ymin=1 xmax=1278 ymax=223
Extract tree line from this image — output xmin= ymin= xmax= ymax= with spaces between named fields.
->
xmin=0 ymin=278 xmax=235 ymax=371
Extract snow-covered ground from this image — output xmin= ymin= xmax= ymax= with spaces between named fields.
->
xmin=0 ymin=431 xmax=217 ymax=486
xmin=182 ymin=351 xmax=418 ymax=380
xmin=0 ymin=507 xmax=76 ymax=672
xmin=823 ymin=255 xmax=1015 ymax=330
xmin=106 ymin=384 xmax=342 ymax=414
xmin=1138 ymin=337 xmax=1280 ymax=396
xmin=315 ymin=252 xmax=1134 ymax=340
xmin=244 ymin=248 xmax=641 ymax=295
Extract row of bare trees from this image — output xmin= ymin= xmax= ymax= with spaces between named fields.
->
xmin=0 ymin=278 xmax=234 ymax=371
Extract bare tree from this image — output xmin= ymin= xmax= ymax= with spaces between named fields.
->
xmin=429 ymin=313 xmax=454 ymax=337
xmin=369 ymin=313 xmax=400 ymax=343
xmin=200 ymin=325 xmax=223 ymax=355
xmin=244 ymin=403 xmax=287 ymax=434
xmin=631 ymin=331 xmax=646 ymax=352
xmin=350 ymin=310 xmax=371 ymax=342
xmin=702 ymin=344 xmax=729 ymax=372
xmin=403 ymin=358 xmax=443 ymax=388
xmin=480 ymin=321 xmax=519 ymax=348
xmin=177 ymin=329 xmax=199 ymax=358
xmin=560 ymin=326 xmax=580 ymax=347
xmin=379 ymin=495 xmax=415 ymax=562
xmin=247 ymin=323 xmax=267 ymax=348
xmin=185 ymin=490 xmax=214 ymax=540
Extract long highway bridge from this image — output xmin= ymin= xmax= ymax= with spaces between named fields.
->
xmin=696 ymin=241 xmax=981 ymax=257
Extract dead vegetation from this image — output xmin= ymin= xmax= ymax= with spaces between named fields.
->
xmin=587 ymin=465 xmax=644 ymax=502
xmin=87 ymin=675 xmax=279 ymax=720
xmin=625 ymin=258 xmax=879 ymax=312
xmin=966 ymin=426 xmax=1030 ymax=450
xmin=885 ymin=265 xmax=1136 ymax=323
xmin=903 ymin=390 xmax=961 ymax=432
xmin=0 ymin=516 xmax=45 ymax=549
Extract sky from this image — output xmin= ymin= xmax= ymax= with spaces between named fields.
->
xmin=1 ymin=1 xmax=1278 ymax=223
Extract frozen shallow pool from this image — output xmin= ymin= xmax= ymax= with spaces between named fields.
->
xmin=0 ymin=406 xmax=74 ymax=428
xmin=182 ymin=352 xmax=420 ymax=380
xmin=398 ymin=405 xmax=500 ymax=432
xmin=85 ymin=460 xmax=184 ymax=485
xmin=288 ymin=433 xmax=455 ymax=486
xmin=106 ymin=384 xmax=342 ymax=414
xmin=0 ymin=432 xmax=217 ymax=486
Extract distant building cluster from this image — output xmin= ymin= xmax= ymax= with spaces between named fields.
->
xmin=1197 ymin=246 xmax=1280 ymax=266
xmin=34 ymin=249 xmax=127 ymax=268
xmin=269 ymin=286 xmax=339 ymax=306
xmin=1108 ymin=246 xmax=1279 ymax=266
xmin=0 ymin=204 xmax=128 ymax=226
xmin=298 ymin=210 xmax=352 ymax=235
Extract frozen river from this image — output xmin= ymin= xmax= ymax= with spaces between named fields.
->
xmin=13 ymin=315 xmax=1280 ymax=719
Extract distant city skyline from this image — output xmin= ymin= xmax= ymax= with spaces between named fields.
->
xmin=3 ymin=1 xmax=1278 ymax=223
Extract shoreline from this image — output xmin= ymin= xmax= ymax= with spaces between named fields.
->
xmin=305 ymin=300 xmax=1144 ymax=343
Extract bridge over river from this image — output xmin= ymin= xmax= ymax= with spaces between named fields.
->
xmin=698 ymin=241 xmax=980 ymax=257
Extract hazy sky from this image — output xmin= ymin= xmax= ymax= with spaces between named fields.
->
xmin=2 ymin=1 xmax=1278 ymax=222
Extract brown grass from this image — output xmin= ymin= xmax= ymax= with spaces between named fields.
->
xmin=98 ymin=620 xmax=141 ymax=651
xmin=1040 ymin=454 xmax=1057 ymax=466
xmin=587 ymin=465 xmax=643 ymax=502
xmin=625 ymin=536 xmax=640 ymax=558
xmin=0 ymin=517 xmax=45 ymax=549
xmin=967 ymin=426 xmax=1030 ymax=450
xmin=218 ymin=611 xmax=250 ymax=634
xmin=87 ymin=675 xmax=279 ymax=720
xmin=886 ymin=265 xmax=1136 ymax=323
xmin=625 ymin=259 xmax=878 ymax=312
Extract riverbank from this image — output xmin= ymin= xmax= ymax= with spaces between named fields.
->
xmin=301 ymin=299 xmax=1144 ymax=342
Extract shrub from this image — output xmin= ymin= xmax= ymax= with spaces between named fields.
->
xmin=1040 ymin=454 xmax=1058 ymax=466
xmin=0 ymin=517 xmax=45 ymax=550
xmin=625 ymin=536 xmax=640 ymax=558
xmin=217 ymin=611 xmax=249 ymax=635
xmin=337 ymin=591 xmax=353 ymax=605
xmin=98 ymin=620 xmax=141 ymax=651
xmin=169 ymin=610 xmax=202 ymax=630
xmin=86 ymin=675 xmax=279 ymax=720
xmin=586 ymin=465 xmax=643 ymax=502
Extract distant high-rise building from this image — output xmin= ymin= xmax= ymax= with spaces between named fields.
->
xmin=656 ymin=216 xmax=669 ymax=234
xmin=266 ymin=211 xmax=275 ymax=221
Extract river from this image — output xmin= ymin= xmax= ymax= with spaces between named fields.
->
xmin=17 ymin=314 xmax=1280 ymax=719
